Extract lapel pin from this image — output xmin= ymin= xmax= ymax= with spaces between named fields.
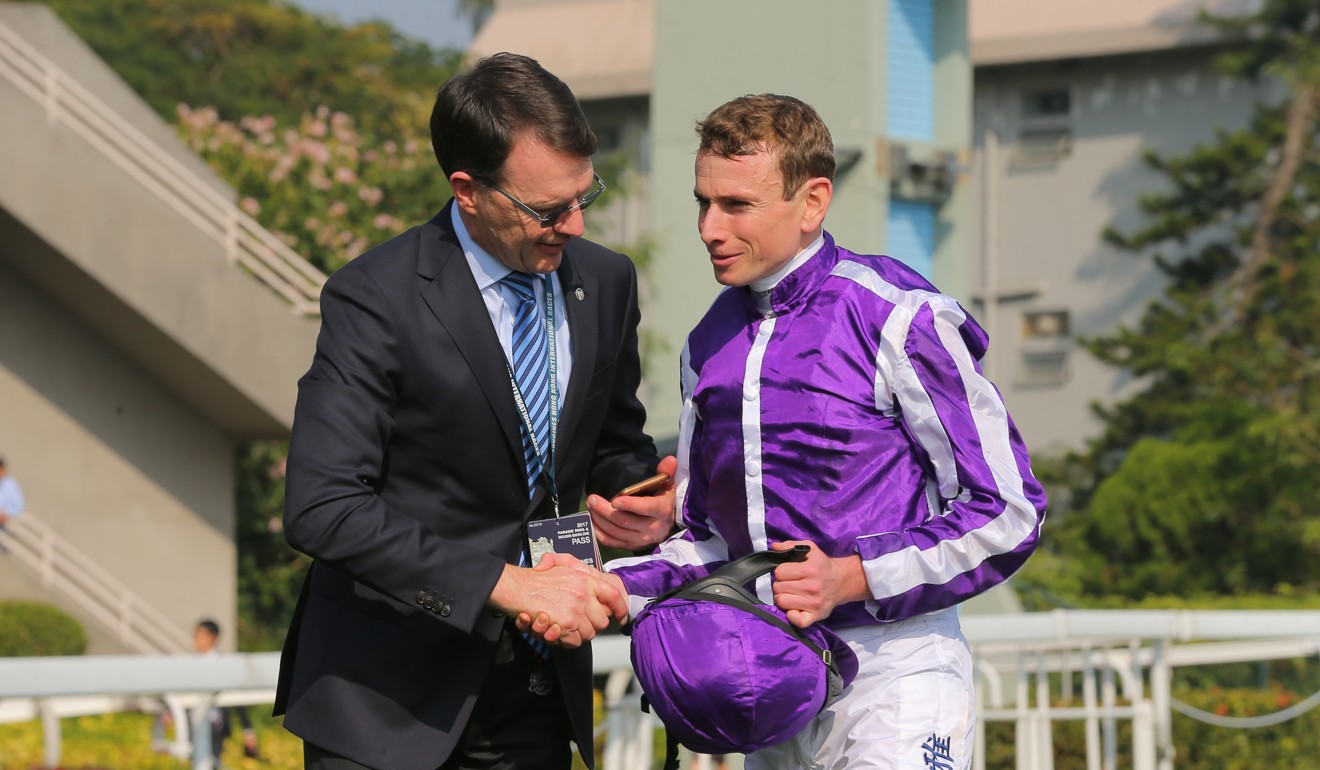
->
xmin=574 ymin=288 xmax=585 ymax=301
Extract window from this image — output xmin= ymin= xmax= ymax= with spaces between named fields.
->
xmin=1022 ymin=88 xmax=1070 ymax=119
xmin=1013 ymin=87 xmax=1072 ymax=168
xmin=1015 ymin=310 xmax=1071 ymax=387
xmin=1017 ymin=351 xmax=1069 ymax=388
xmin=1022 ymin=310 xmax=1069 ymax=340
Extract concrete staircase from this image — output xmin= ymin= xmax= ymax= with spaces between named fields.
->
xmin=1 ymin=514 xmax=192 ymax=655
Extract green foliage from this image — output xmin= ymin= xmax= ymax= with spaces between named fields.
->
xmin=22 ymin=0 xmax=461 ymax=136
xmin=0 ymin=711 xmax=295 ymax=770
xmin=1037 ymin=0 xmax=1320 ymax=603
xmin=0 ymin=600 xmax=88 ymax=657
xmin=1171 ymin=686 xmax=1320 ymax=769
xmin=176 ymin=104 xmax=443 ymax=273
xmin=234 ymin=441 xmax=305 ymax=651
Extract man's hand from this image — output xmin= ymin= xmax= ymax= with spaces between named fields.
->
xmin=770 ymin=540 xmax=871 ymax=628
xmin=488 ymin=556 xmax=628 ymax=648
xmin=588 ymin=455 xmax=679 ymax=550
xmin=517 ymin=551 xmax=631 ymax=632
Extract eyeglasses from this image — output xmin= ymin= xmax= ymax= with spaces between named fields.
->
xmin=479 ymin=173 xmax=607 ymax=226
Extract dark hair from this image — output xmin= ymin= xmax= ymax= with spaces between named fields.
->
xmin=196 ymin=619 xmax=220 ymax=637
xmin=697 ymin=94 xmax=835 ymax=199
xmin=430 ymin=52 xmax=597 ymax=182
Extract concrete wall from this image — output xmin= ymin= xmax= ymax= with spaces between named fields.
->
xmin=971 ymin=46 xmax=1268 ymax=453
xmin=0 ymin=262 xmax=236 ymax=648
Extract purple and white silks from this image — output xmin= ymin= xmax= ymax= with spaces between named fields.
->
xmin=607 ymin=233 xmax=1048 ymax=630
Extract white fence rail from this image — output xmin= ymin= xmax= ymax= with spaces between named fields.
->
xmin=3 ymin=611 xmax=1320 ymax=770
xmin=0 ymin=19 xmax=326 ymax=315
xmin=0 ymin=513 xmax=192 ymax=655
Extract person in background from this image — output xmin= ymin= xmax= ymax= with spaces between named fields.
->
xmin=602 ymin=94 xmax=1048 ymax=769
xmin=154 ymin=619 xmax=259 ymax=765
xmin=0 ymin=456 xmax=25 ymax=530
xmin=192 ymin=619 xmax=258 ymax=764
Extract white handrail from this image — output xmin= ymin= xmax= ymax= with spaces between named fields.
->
xmin=0 ymin=514 xmax=192 ymax=654
xmin=0 ymin=20 xmax=326 ymax=315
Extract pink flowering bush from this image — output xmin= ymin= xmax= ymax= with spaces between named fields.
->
xmin=177 ymin=104 xmax=444 ymax=272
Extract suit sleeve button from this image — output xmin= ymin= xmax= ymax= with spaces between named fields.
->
xmin=440 ymin=604 xmax=452 ymax=617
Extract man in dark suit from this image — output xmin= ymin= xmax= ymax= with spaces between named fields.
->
xmin=274 ymin=53 xmax=677 ymax=770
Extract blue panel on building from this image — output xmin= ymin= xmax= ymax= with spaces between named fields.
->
xmin=886 ymin=199 xmax=936 ymax=279
xmin=887 ymin=0 xmax=935 ymax=142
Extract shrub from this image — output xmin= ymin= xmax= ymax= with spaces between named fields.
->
xmin=0 ymin=601 xmax=88 ymax=657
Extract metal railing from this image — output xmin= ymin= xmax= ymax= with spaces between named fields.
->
xmin=0 ymin=513 xmax=193 ymax=655
xmin=4 ymin=611 xmax=1320 ymax=770
xmin=0 ymin=19 xmax=326 ymax=315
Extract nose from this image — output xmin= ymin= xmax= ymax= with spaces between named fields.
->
xmin=552 ymin=206 xmax=586 ymax=238
xmin=698 ymin=206 xmax=724 ymax=247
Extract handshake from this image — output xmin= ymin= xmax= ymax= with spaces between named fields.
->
xmin=486 ymin=459 xmax=678 ymax=648
xmin=487 ymin=552 xmax=629 ymax=649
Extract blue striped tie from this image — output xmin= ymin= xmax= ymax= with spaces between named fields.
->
xmin=503 ymin=272 xmax=553 ymax=661
xmin=502 ymin=272 xmax=552 ymax=492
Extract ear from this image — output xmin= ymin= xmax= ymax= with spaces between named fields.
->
xmin=451 ymin=172 xmax=480 ymax=216
xmin=800 ymin=177 xmax=833 ymax=233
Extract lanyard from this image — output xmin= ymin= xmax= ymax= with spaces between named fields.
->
xmin=504 ymin=275 xmax=561 ymax=518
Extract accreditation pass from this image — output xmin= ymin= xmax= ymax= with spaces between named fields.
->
xmin=526 ymin=511 xmax=603 ymax=569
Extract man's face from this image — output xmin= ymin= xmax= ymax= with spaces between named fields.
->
xmin=694 ymin=150 xmax=814 ymax=288
xmin=457 ymin=137 xmax=596 ymax=275
xmin=192 ymin=626 xmax=217 ymax=653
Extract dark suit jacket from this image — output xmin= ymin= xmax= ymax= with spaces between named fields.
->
xmin=274 ymin=202 xmax=659 ymax=770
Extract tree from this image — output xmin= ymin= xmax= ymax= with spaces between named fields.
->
xmin=18 ymin=0 xmax=460 ymax=136
xmin=176 ymin=103 xmax=442 ymax=273
xmin=1022 ymin=0 xmax=1320 ymax=602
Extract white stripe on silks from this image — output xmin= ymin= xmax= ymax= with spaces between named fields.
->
xmin=743 ymin=315 xmax=776 ymax=604
xmin=829 ymin=263 xmax=1040 ymax=599
xmin=607 ymin=534 xmax=731 ymax=577
xmin=674 ymin=343 xmax=698 ymax=529
xmin=832 ymin=261 xmax=961 ymax=498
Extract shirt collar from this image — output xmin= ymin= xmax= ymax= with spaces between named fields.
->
xmin=747 ymin=233 xmax=826 ymax=314
xmin=452 ymin=203 xmax=516 ymax=290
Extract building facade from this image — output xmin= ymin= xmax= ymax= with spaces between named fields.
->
xmin=472 ymin=0 xmax=1267 ymax=455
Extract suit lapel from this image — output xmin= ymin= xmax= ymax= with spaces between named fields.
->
xmin=555 ymin=251 xmax=597 ymax=468
xmin=416 ymin=205 xmax=524 ymax=466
